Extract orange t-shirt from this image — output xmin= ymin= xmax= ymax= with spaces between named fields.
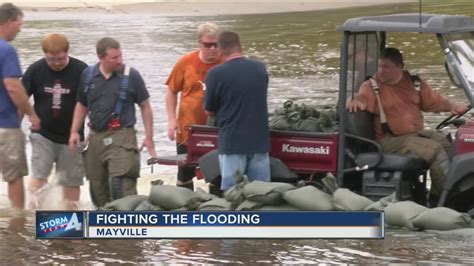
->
xmin=166 ymin=50 xmax=222 ymax=144
xmin=358 ymin=71 xmax=452 ymax=139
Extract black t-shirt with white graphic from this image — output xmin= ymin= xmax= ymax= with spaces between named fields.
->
xmin=23 ymin=57 xmax=87 ymax=144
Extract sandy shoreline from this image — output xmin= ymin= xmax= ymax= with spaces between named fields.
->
xmin=9 ymin=0 xmax=417 ymax=16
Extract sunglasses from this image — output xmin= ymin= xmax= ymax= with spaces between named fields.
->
xmin=201 ymin=42 xmax=218 ymax=49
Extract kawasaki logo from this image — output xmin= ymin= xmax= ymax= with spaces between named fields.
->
xmin=282 ymin=144 xmax=330 ymax=155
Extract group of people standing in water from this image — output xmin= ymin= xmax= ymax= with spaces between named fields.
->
xmin=0 ymin=3 xmax=271 ymax=209
xmin=1 ymin=3 xmax=466 ymax=210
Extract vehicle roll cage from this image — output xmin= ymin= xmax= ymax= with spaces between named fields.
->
xmin=335 ymin=13 xmax=474 ymax=185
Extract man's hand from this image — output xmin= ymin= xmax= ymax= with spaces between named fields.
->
xmin=167 ymin=118 xmax=177 ymax=141
xmin=450 ymin=103 xmax=469 ymax=115
xmin=68 ymin=132 xmax=81 ymax=152
xmin=28 ymin=113 xmax=40 ymax=131
xmin=141 ymin=138 xmax=157 ymax=158
xmin=346 ymin=99 xmax=367 ymax=112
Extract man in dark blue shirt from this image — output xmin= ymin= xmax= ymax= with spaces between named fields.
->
xmin=205 ymin=31 xmax=270 ymax=190
xmin=69 ymin=37 xmax=157 ymax=207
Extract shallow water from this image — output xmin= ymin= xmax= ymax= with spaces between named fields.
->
xmin=1 ymin=1 xmax=474 ymax=263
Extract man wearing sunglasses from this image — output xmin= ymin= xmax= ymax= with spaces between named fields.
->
xmin=22 ymin=33 xmax=88 ymax=209
xmin=165 ymin=22 xmax=223 ymax=190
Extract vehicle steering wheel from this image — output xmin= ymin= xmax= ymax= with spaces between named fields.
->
xmin=436 ymin=105 xmax=471 ymax=130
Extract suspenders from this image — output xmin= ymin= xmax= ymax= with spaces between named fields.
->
xmin=84 ymin=64 xmax=131 ymax=118
xmin=369 ymin=74 xmax=420 ymax=135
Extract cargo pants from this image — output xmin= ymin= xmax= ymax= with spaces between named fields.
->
xmin=379 ymin=129 xmax=452 ymax=196
xmin=83 ymin=128 xmax=140 ymax=207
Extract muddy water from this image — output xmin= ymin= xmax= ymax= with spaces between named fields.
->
xmin=1 ymin=1 xmax=473 ymax=264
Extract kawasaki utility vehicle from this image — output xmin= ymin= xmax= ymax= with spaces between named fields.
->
xmin=155 ymin=13 xmax=474 ymax=212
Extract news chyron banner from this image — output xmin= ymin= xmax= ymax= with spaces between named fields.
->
xmin=36 ymin=211 xmax=384 ymax=239
xmin=36 ymin=211 xmax=85 ymax=239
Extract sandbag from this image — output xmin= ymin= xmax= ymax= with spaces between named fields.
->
xmin=172 ymin=207 xmax=189 ymax=211
xmin=195 ymin=187 xmax=219 ymax=201
xmin=292 ymin=117 xmax=321 ymax=132
xmin=102 ymin=195 xmax=148 ymax=211
xmin=134 ymin=200 xmax=163 ymax=211
xmin=224 ymin=173 xmax=249 ymax=210
xmin=224 ymin=185 xmax=246 ymax=210
xmin=412 ymin=207 xmax=472 ymax=231
xmin=282 ymin=186 xmax=333 ymax=211
xmin=269 ymin=116 xmax=291 ymax=130
xmin=318 ymin=110 xmax=337 ymax=132
xmin=197 ymin=198 xmax=232 ymax=211
xmin=235 ymin=200 xmax=265 ymax=211
xmin=320 ymin=173 xmax=338 ymax=194
xmin=243 ymin=181 xmax=296 ymax=205
xmin=333 ymin=188 xmax=374 ymax=211
xmin=364 ymin=193 xmax=397 ymax=211
xmin=259 ymin=204 xmax=301 ymax=211
xmin=384 ymin=201 xmax=428 ymax=230
xmin=149 ymin=185 xmax=203 ymax=210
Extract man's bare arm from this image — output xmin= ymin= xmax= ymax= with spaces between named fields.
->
xmin=165 ymin=87 xmax=178 ymax=141
xmin=4 ymin=78 xmax=40 ymax=130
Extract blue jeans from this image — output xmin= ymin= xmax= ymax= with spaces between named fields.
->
xmin=218 ymin=153 xmax=271 ymax=190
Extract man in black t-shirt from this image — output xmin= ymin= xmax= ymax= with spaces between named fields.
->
xmin=205 ymin=31 xmax=271 ymax=191
xmin=22 ymin=33 xmax=87 ymax=209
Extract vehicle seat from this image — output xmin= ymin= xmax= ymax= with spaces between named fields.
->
xmin=345 ymin=111 xmax=426 ymax=173
xmin=344 ymin=111 xmax=428 ymax=202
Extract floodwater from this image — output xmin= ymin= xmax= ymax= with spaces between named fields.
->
xmin=1 ymin=1 xmax=474 ymax=264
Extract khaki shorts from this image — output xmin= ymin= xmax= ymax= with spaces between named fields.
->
xmin=30 ymin=132 xmax=84 ymax=186
xmin=0 ymin=128 xmax=28 ymax=182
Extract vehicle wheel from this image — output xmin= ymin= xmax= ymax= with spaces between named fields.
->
xmin=444 ymin=174 xmax=474 ymax=212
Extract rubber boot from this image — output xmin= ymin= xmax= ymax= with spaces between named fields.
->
xmin=110 ymin=176 xmax=124 ymax=200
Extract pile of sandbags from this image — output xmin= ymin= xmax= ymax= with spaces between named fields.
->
xmin=269 ymin=100 xmax=337 ymax=132
xmin=101 ymin=173 xmax=473 ymax=232
xmin=102 ymin=173 xmax=337 ymax=212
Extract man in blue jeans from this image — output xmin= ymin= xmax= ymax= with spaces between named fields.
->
xmin=204 ymin=31 xmax=270 ymax=190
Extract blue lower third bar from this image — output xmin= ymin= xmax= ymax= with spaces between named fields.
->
xmin=87 ymin=211 xmax=384 ymax=239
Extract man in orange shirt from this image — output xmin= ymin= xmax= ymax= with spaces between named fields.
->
xmin=165 ymin=22 xmax=222 ymax=190
xmin=346 ymin=47 xmax=467 ymax=202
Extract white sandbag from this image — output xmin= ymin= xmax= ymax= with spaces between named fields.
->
xmin=243 ymin=181 xmax=296 ymax=205
xmin=197 ymin=198 xmax=232 ymax=211
xmin=149 ymin=185 xmax=203 ymax=210
xmin=412 ymin=207 xmax=472 ymax=230
xmin=102 ymin=195 xmax=148 ymax=211
xmin=333 ymin=188 xmax=374 ymax=210
xmin=282 ymin=186 xmax=333 ymax=211
xmin=364 ymin=193 xmax=397 ymax=211
xmin=384 ymin=201 xmax=428 ymax=230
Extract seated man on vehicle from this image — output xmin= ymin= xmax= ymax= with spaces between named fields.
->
xmin=346 ymin=47 xmax=467 ymax=203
